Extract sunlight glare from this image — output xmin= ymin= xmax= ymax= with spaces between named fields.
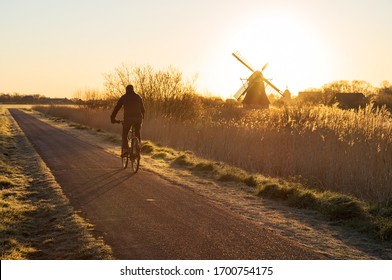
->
xmin=225 ymin=15 xmax=332 ymax=97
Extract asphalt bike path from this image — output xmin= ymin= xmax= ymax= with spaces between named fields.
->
xmin=10 ymin=109 xmax=325 ymax=259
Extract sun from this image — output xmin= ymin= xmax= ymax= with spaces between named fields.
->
xmin=224 ymin=15 xmax=332 ymax=97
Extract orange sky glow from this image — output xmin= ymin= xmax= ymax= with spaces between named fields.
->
xmin=1 ymin=0 xmax=391 ymax=98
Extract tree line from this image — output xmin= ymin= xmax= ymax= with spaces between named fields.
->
xmin=3 ymin=64 xmax=392 ymax=114
xmin=0 ymin=93 xmax=75 ymax=105
xmin=297 ymin=80 xmax=392 ymax=110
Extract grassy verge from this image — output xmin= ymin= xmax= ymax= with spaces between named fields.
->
xmin=0 ymin=107 xmax=113 ymax=259
xmin=141 ymin=140 xmax=392 ymax=242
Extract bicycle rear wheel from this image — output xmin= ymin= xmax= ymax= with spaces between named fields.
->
xmin=122 ymin=154 xmax=128 ymax=169
xmin=130 ymin=137 xmax=140 ymax=173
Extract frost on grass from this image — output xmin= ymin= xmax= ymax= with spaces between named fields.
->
xmin=0 ymin=108 xmax=113 ymax=259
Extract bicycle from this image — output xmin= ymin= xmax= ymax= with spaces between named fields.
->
xmin=116 ymin=121 xmax=141 ymax=173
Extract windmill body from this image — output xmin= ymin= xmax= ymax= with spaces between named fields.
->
xmin=242 ymin=71 xmax=270 ymax=108
xmin=232 ymin=52 xmax=283 ymax=109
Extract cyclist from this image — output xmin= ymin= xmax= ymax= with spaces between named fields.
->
xmin=111 ymin=84 xmax=145 ymax=157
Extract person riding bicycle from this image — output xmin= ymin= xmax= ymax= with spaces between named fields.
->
xmin=111 ymin=84 xmax=145 ymax=157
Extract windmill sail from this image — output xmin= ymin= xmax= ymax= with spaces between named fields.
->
xmin=264 ymin=79 xmax=283 ymax=97
xmin=232 ymin=52 xmax=255 ymax=72
xmin=233 ymin=81 xmax=249 ymax=99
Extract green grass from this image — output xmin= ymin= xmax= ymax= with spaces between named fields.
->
xmin=0 ymin=175 xmax=17 ymax=190
xmin=152 ymin=151 xmax=171 ymax=160
xmin=172 ymin=154 xmax=195 ymax=167
xmin=243 ymin=175 xmax=259 ymax=187
xmin=141 ymin=141 xmax=155 ymax=154
xmin=254 ymin=180 xmax=392 ymax=240
xmin=377 ymin=218 xmax=392 ymax=240
xmin=319 ymin=193 xmax=366 ymax=220
xmin=256 ymin=183 xmax=366 ymax=219
xmin=68 ymin=123 xmax=88 ymax=130
xmin=194 ymin=162 xmax=215 ymax=171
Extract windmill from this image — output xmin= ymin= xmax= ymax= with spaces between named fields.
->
xmin=232 ymin=51 xmax=284 ymax=108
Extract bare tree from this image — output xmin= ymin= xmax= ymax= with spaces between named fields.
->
xmin=351 ymin=80 xmax=375 ymax=96
xmin=378 ymin=80 xmax=392 ymax=96
xmin=103 ymin=63 xmax=134 ymax=100
xmin=132 ymin=65 xmax=154 ymax=100
xmin=322 ymin=80 xmax=351 ymax=94
xmin=102 ymin=63 xmax=199 ymax=120
xmin=322 ymin=80 xmax=375 ymax=96
xmin=104 ymin=64 xmax=196 ymax=100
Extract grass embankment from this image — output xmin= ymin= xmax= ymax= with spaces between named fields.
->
xmin=32 ymin=105 xmax=392 ymax=242
xmin=0 ymin=107 xmax=112 ymax=259
xmin=141 ymin=141 xmax=392 ymax=241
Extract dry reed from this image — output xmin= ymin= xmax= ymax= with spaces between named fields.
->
xmin=34 ymin=104 xmax=392 ymax=203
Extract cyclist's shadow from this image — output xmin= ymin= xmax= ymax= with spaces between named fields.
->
xmin=77 ymin=167 xmax=137 ymax=204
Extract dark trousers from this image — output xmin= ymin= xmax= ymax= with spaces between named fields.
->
xmin=122 ymin=121 xmax=142 ymax=149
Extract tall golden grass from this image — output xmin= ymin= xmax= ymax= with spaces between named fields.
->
xmin=34 ymin=104 xmax=392 ymax=204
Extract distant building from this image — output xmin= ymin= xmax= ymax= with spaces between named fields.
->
xmin=282 ymin=88 xmax=291 ymax=100
xmin=329 ymin=93 xmax=367 ymax=109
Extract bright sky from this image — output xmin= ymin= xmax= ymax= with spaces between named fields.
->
xmin=1 ymin=0 xmax=391 ymax=98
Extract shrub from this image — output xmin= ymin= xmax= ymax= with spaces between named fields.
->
xmin=287 ymin=188 xmax=318 ymax=209
xmin=172 ymin=154 xmax=194 ymax=167
xmin=377 ymin=218 xmax=392 ymax=241
xmin=243 ymin=175 xmax=258 ymax=187
xmin=194 ymin=162 xmax=215 ymax=171
xmin=256 ymin=183 xmax=286 ymax=200
xmin=319 ymin=193 xmax=366 ymax=220
xmin=141 ymin=142 xmax=155 ymax=154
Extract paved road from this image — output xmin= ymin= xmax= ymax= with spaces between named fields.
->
xmin=10 ymin=109 xmax=325 ymax=259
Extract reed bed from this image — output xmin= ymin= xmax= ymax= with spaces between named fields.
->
xmin=34 ymin=104 xmax=392 ymax=204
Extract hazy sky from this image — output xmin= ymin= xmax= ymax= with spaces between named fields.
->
xmin=1 ymin=0 xmax=391 ymax=98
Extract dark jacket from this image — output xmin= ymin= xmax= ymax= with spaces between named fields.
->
xmin=111 ymin=89 xmax=145 ymax=122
